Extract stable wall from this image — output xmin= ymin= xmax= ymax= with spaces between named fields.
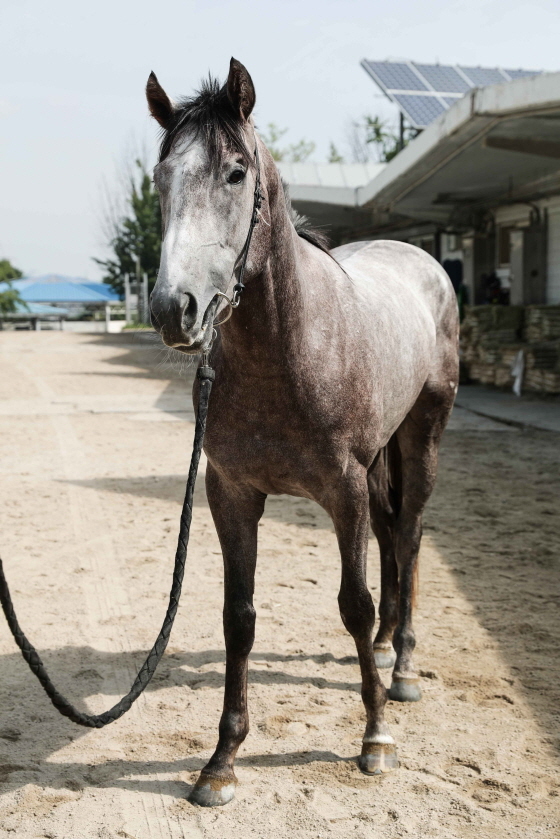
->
xmin=494 ymin=196 xmax=560 ymax=305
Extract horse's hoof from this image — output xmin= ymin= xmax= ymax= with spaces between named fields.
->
xmin=189 ymin=772 xmax=236 ymax=807
xmin=373 ymin=644 xmax=396 ymax=669
xmin=388 ymin=673 xmax=422 ymax=702
xmin=358 ymin=741 xmax=399 ymax=775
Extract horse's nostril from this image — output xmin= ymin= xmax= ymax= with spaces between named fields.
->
xmin=181 ymin=294 xmax=198 ymax=332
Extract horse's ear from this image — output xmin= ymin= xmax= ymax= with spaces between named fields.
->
xmin=227 ymin=58 xmax=256 ymax=122
xmin=146 ymin=72 xmax=175 ymax=128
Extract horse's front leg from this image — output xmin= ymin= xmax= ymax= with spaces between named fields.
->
xmin=189 ymin=465 xmax=266 ymax=807
xmin=327 ymin=468 xmax=398 ymax=776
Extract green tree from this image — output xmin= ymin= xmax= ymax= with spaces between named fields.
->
xmin=0 ymin=259 xmax=23 ymax=284
xmin=260 ymin=122 xmax=316 ymax=163
xmin=363 ymin=115 xmax=407 ymax=162
xmin=347 ymin=115 xmax=415 ymax=163
xmin=261 ymin=123 xmax=288 ymax=161
xmin=94 ymin=159 xmax=161 ymax=297
xmin=0 ymin=282 xmax=26 ymax=315
xmin=328 ymin=142 xmax=345 ymax=163
xmin=0 ymin=259 xmax=25 ymax=315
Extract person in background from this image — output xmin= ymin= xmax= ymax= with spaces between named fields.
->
xmin=443 ymin=258 xmax=468 ymax=320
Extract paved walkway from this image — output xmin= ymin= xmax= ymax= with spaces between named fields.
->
xmin=456 ymin=384 xmax=560 ymax=433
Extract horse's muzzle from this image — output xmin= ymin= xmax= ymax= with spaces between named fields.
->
xmin=150 ymin=289 xmax=216 ymax=353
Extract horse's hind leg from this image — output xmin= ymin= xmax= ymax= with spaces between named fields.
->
xmin=326 ymin=466 xmax=398 ymax=775
xmin=189 ymin=465 xmax=266 ymax=807
xmin=389 ymin=385 xmax=454 ymax=702
xmin=368 ymin=445 xmax=399 ymax=670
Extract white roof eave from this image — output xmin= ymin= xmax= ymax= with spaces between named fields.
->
xmin=278 ymin=161 xmax=385 ymax=207
xmin=357 ymin=70 xmax=560 ymax=210
xmin=288 ymin=184 xmax=362 ymax=207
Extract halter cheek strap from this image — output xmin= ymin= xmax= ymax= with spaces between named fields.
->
xmin=231 ymin=140 xmax=263 ymax=307
xmin=213 ymin=139 xmax=263 ymax=327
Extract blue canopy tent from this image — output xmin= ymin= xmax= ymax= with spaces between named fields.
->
xmin=1 ymin=275 xmax=120 ymax=330
xmin=7 ymin=276 xmax=119 ymax=303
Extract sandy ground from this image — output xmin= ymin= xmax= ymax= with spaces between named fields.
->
xmin=0 ymin=330 xmax=558 ymax=839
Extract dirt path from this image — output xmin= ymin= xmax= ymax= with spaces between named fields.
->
xmin=0 ymin=331 xmax=558 ymax=839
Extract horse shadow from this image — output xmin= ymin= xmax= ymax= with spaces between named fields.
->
xmin=57 ymin=473 xmax=336 ymax=532
xmin=0 ymin=644 xmax=359 ymax=798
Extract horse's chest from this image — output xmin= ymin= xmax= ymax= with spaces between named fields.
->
xmin=203 ymin=384 xmax=345 ymax=496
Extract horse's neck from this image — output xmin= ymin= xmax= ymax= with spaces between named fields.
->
xmin=219 ymin=185 xmax=307 ymax=372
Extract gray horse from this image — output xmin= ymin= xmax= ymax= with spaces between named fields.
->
xmin=147 ymin=58 xmax=459 ymax=807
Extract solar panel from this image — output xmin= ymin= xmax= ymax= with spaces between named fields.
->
xmin=392 ymin=95 xmax=447 ymax=128
xmin=363 ymin=61 xmax=429 ymax=92
xmin=361 ymin=60 xmax=543 ymax=129
xmin=459 ymin=66 xmax=507 ymax=86
xmin=413 ymin=63 xmax=471 ymax=94
xmin=505 ymin=69 xmax=540 ymax=80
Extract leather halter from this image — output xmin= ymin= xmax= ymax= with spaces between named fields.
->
xmin=213 ymin=139 xmax=263 ymax=325
xmin=231 ymin=139 xmax=263 ymax=305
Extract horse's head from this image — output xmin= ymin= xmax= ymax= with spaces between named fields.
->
xmin=146 ymin=58 xmax=268 ymax=353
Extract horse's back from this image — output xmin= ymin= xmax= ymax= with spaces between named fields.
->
xmin=332 ymin=239 xmax=456 ymax=334
xmin=329 ymin=239 xmax=459 ymax=435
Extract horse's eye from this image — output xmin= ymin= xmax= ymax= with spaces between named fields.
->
xmin=227 ymin=169 xmax=245 ymax=185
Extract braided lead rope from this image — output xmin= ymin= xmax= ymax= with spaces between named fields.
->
xmin=0 ymin=366 xmax=214 ymax=728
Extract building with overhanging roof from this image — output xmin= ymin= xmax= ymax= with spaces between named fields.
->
xmin=280 ymin=66 xmax=560 ymax=307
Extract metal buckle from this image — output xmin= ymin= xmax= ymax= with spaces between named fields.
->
xmin=213 ymin=292 xmax=235 ymax=326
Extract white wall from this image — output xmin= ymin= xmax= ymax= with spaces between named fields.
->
xmin=61 ymin=321 xmax=126 ymax=334
xmin=440 ymin=233 xmax=463 ymax=263
xmin=494 ymin=198 xmax=560 ymax=304
xmin=494 ymin=205 xmax=530 ymax=227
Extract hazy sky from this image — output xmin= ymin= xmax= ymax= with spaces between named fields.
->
xmin=1 ymin=0 xmax=559 ymax=279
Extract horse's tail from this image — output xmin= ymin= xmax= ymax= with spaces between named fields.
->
xmin=385 ymin=433 xmax=402 ymax=518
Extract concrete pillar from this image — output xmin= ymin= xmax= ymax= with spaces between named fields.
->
xmin=124 ymin=273 xmax=131 ymax=323
xmin=142 ymin=273 xmax=149 ymax=324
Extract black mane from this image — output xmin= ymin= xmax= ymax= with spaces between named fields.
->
xmin=281 ymin=180 xmax=331 ymax=254
xmin=158 ymin=76 xmax=252 ymax=168
xmin=159 ymin=76 xmax=330 ymax=254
